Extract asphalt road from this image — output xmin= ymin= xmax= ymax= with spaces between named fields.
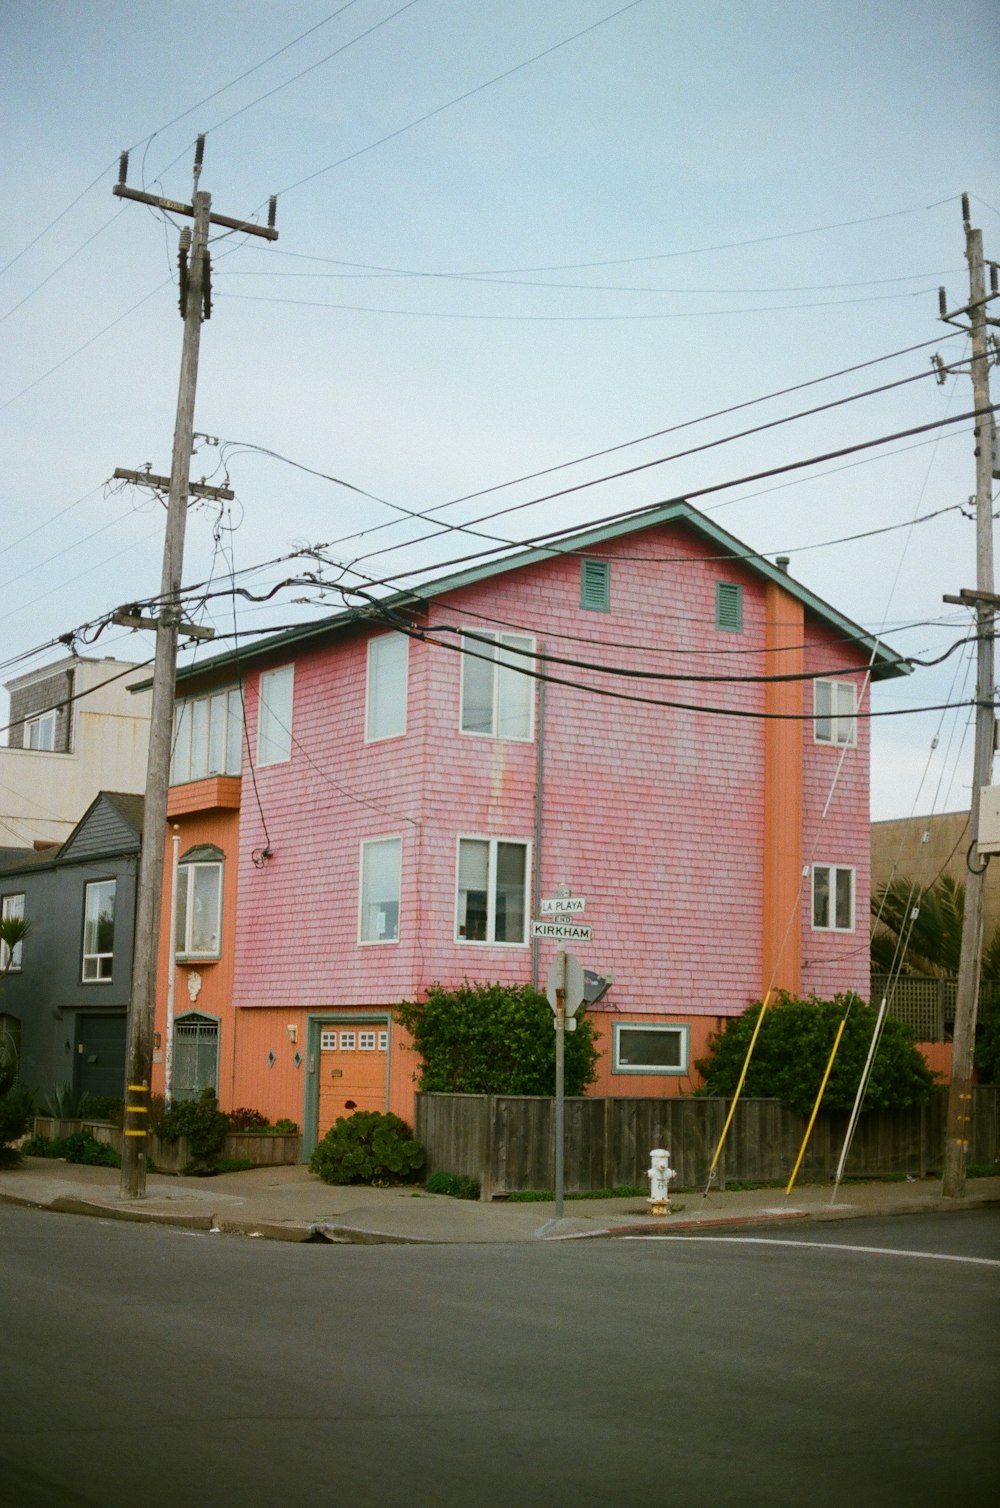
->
xmin=1 ymin=1207 xmax=996 ymax=1508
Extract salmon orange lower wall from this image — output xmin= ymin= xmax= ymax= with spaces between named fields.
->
xmin=918 ymin=1041 xmax=952 ymax=1084
xmin=586 ymin=1012 xmax=720 ymax=1098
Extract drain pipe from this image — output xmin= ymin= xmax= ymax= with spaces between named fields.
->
xmin=531 ymin=659 xmax=546 ymax=990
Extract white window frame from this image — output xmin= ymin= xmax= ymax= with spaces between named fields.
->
xmin=175 ymin=861 xmax=223 ymax=959
xmin=171 ymin=686 xmax=243 ymax=783
xmin=358 ymin=837 xmax=402 ymax=944
xmin=340 ymin=1031 xmax=357 ymax=1051
xmin=612 ymin=1022 xmax=689 ymax=1076
xmin=359 ymin=1030 xmax=377 ymax=1051
xmin=459 ymin=631 xmax=535 ymax=741
xmin=1 ymin=893 xmax=25 ymax=971
xmin=811 ymin=864 xmax=855 ymax=932
xmin=26 ymin=710 xmax=57 ymax=750
xmin=320 ymin=1030 xmax=337 ymax=1050
xmin=813 ymin=679 xmax=857 ymax=747
xmin=455 ymin=836 xmax=530 ymax=945
xmin=257 ymin=665 xmax=294 ymax=766
xmin=82 ymin=879 xmax=116 ymax=983
xmin=365 ymin=633 xmax=408 ymax=742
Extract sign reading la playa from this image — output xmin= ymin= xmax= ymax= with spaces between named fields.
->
xmin=539 ymin=896 xmax=586 ymax=915
xmin=531 ymin=920 xmax=593 ymax=942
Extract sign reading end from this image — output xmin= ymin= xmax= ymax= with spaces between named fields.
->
xmin=531 ymin=921 xmax=593 ymax=942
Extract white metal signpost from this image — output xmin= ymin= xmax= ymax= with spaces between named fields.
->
xmin=538 ymin=888 xmax=591 ymax=1217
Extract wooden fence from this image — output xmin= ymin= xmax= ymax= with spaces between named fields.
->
xmin=874 ymin=974 xmax=1000 ymax=1042
xmin=415 ymin=1088 xmax=999 ymax=1197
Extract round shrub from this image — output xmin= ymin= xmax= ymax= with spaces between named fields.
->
xmin=310 ymin=1111 xmax=425 ymax=1186
xmin=153 ymin=1087 xmax=229 ymax=1165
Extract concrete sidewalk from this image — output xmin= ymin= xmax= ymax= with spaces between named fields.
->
xmin=1 ymin=1157 xmax=997 ymax=1244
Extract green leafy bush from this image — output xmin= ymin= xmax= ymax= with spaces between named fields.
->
xmin=272 ymin=1118 xmax=298 ymax=1134
xmin=153 ymin=1087 xmax=229 ymax=1167
xmin=21 ymin=1135 xmax=65 ymax=1158
xmin=695 ymin=992 xmax=936 ymax=1114
xmin=79 ymin=1095 xmax=124 ymax=1126
xmin=62 ymin=1128 xmax=120 ymax=1167
xmin=0 ymin=1059 xmax=32 ymax=1164
xmin=310 ymin=1111 xmax=425 ymax=1186
xmin=425 ymin=1170 xmax=480 ymax=1200
xmin=394 ymin=980 xmax=599 ymax=1096
xmin=974 ymin=996 xmax=1000 ymax=1085
xmin=37 ymin=1083 xmax=88 ymax=1120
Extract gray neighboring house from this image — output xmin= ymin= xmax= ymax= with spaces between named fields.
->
xmin=0 ymin=792 xmax=142 ymax=1103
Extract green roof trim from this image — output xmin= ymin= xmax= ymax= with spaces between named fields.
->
xmin=161 ymin=498 xmax=909 ymax=689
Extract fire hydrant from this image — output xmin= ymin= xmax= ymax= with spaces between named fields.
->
xmin=647 ymin=1147 xmax=675 ymax=1216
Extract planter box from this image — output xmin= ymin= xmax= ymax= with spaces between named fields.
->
xmin=30 ymin=1118 xmax=302 ymax=1171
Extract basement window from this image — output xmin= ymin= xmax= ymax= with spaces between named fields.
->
xmin=613 ymin=1023 xmax=689 ymax=1075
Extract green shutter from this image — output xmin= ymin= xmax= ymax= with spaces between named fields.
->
xmin=581 ymin=558 xmax=611 ymax=611
xmin=715 ymin=581 xmax=743 ymax=632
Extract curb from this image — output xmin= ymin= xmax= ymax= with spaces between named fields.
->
xmin=47 ymin=1196 xmax=215 ymax=1231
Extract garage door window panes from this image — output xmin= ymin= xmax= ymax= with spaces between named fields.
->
xmin=82 ymin=880 xmax=115 ymax=982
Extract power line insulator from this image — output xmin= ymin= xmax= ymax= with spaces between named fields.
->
xmin=267 ymin=195 xmax=277 ymax=229
xmin=118 ymin=151 xmax=129 ymax=185
xmin=194 ymin=134 xmax=206 ymax=170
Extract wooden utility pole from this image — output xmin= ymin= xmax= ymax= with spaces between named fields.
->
xmin=940 ymin=195 xmax=999 ymax=1199
xmin=115 ymin=143 xmax=277 ymax=1197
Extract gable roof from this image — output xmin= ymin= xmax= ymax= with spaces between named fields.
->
xmin=56 ymin=791 xmax=143 ymax=866
xmin=165 ymin=497 xmax=910 ymax=689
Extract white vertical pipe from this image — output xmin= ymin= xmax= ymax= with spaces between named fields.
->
xmin=165 ymin=828 xmax=181 ymax=1106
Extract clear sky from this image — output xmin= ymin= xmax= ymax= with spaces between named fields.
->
xmin=1 ymin=0 xmax=998 ymax=826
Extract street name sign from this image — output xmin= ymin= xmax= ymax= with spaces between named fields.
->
xmin=540 ymin=895 xmax=586 ymax=915
xmin=531 ymin=920 xmax=592 ymax=942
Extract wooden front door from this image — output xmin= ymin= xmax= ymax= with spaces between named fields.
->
xmin=317 ymin=1025 xmax=388 ymax=1138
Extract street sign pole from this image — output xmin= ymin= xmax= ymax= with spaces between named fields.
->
xmin=554 ymin=950 xmax=566 ymax=1220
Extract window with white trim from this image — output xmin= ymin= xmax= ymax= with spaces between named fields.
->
xmin=82 ymin=880 xmax=116 ymax=982
xmin=320 ymin=1030 xmax=337 ymax=1050
xmin=359 ymin=1030 xmax=377 ymax=1051
xmin=366 ymin=633 xmax=408 ymax=741
xmin=171 ymin=687 xmax=243 ymax=783
xmin=613 ymin=1023 xmax=689 ymax=1075
xmin=814 ymin=679 xmax=857 ymax=746
xmin=359 ymin=837 xmax=401 ymax=943
xmin=378 ymin=1029 xmax=388 ymax=1051
xmin=1 ymin=893 xmax=25 ymax=971
xmin=26 ymin=711 xmax=57 ymax=750
xmin=456 ymin=838 xmax=528 ymax=944
xmin=460 ymin=631 xmax=534 ymax=739
xmin=176 ymin=852 xmax=223 ymax=958
xmin=257 ymin=665 xmax=294 ymax=765
xmin=812 ymin=865 xmax=855 ymax=931
xmin=340 ymin=1031 xmax=356 ymax=1051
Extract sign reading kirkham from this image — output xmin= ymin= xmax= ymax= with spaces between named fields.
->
xmin=531 ymin=920 xmax=593 ymax=941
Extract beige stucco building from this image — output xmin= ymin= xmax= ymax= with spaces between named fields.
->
xmin=1 ymin=656 xmax=151 ymax=846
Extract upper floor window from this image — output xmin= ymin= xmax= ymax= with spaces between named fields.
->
xmin=172 ymin=687 xmax=243 ymax=784
xmin=1 ymin=894 xmax=25 ymax=972
xmin=176 ymin=848 xmax=223 ymax=959
xmin=26 ymin=711 xmax=57 ymax=750
xmin=715 ymin=581 xmax=743 ymax=632
xmin=460 ymin=632 xmax=534 ymax=740
xmin=812 ymin=864 xmax=855 ymax=932
xmin=82 ymin=880 xmax=116 ymax=982
xmin=581 ymin=558 xmax=611 ymax=612
xmin=456 ymin=837 xmax=528 ymax=944
xmin=359 ymin=837 xmax=401 ymax=943
xmin=366 ymin=633 xmax=408 ymax=742
xmin=257 ymin=665 xmax=294 ymax=766
xmin=814 ymin=679 xmax=857 ymax=747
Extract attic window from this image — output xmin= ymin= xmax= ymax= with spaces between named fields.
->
xmin=581 ymin=558 xmax=610 ymax=611
xmin=715 ymin=581 xmax=743 ymax=632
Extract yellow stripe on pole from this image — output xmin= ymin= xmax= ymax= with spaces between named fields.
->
xmin=127 ymin=1085 xmax=148 ymax=1094
xmin=125 ymin=1106 xmax=148 ymax=1114
xmin=704 ymin=991 xmax=772 ymax=1193
xmin=124 ymin=1130 xmax=148 ymax=1138
xmin=786 ymin=1013 xmax=848 ymax=1197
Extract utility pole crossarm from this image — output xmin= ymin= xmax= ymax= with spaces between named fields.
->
xmin=113 ymin=467 xmax=234 ymax=502
xmin=112 ymin=183 xmax=279 ymax=241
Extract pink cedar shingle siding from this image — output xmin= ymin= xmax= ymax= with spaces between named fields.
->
xmin=232 ymin=521 xmax=872 ymax=1015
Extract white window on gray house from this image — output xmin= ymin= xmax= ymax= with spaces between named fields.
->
xmin=366 ymin=633 xmax=408 ymax=741
xmin=176 ymin=853 xmax=223 ymax=958
xmin=813 ymin=679 xmax=857 ymax=747
xmin=581 ymin=558 xmax=611 ymax=611
xmin=26 ymin=711 xmax=57 ymax=750
xmin=456 ymin=838 xmax=528 ymax=944
xmin=460 ymin=632 xmax=534 ymax=740
xmin=715 ymin=581 xmax=743 ymax=632
xmin=257 ymin=664 xmax=294 ymax=766
xmin=812 ymin=865 xmax=855 ymax=931
xmin=613 ymin=1023 xmax=689 ymax=1075
xmin=1 ymin=893 xmax=25 ymax=971
xmin=171 ymin=686 xmax=243 ymax=783
xmin=82 ymin=879 xmax=116 ymax=982
xmin=359 ymin=837 xmax=401 ymax=943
